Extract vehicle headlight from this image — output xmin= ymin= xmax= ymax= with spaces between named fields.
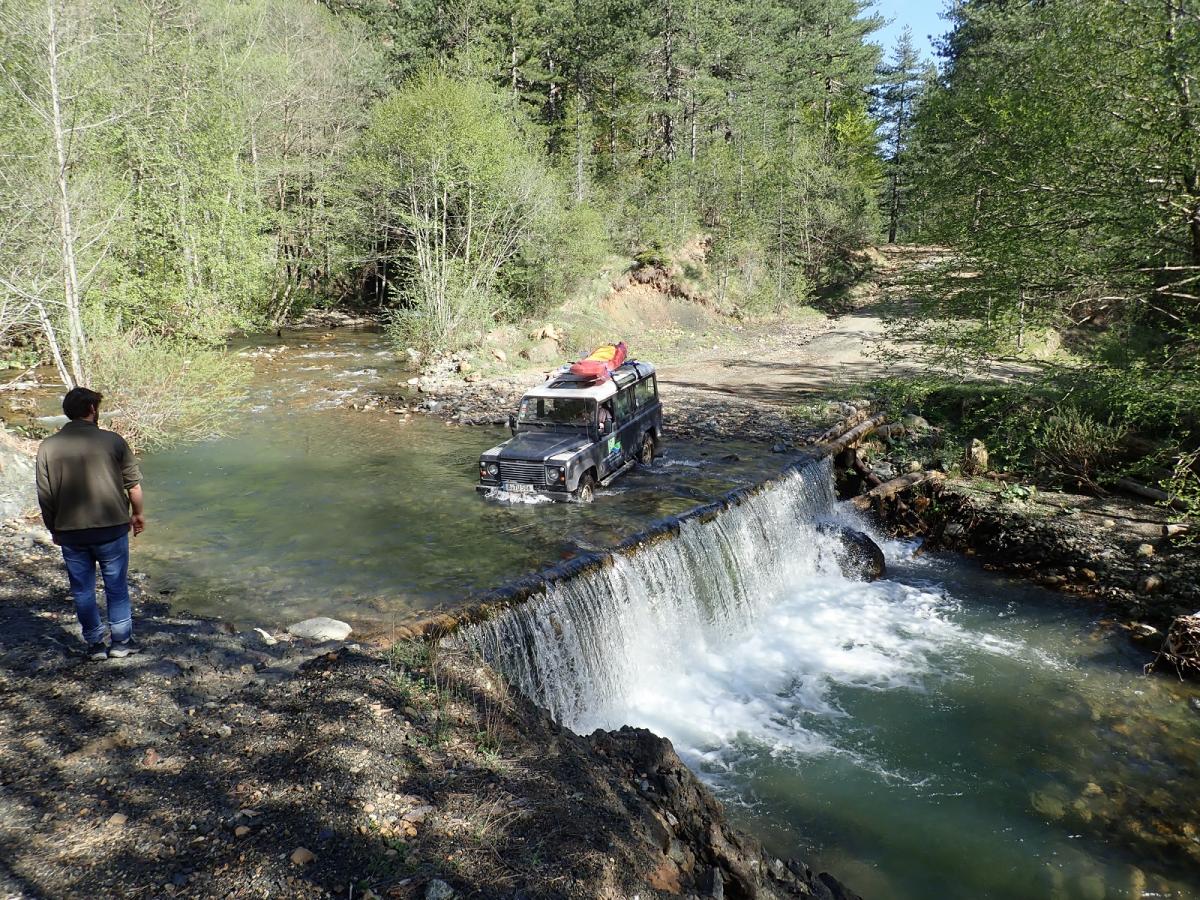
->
xmin=547 ymin=465 xmax=565 ymax=483
xmin=486 ymin=462 xmax=500 ymax=477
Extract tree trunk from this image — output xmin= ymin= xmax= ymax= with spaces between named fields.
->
xmin=34 ymin=300 xmax=71 ymax=388
xmin=888 ymin=171 xmax=900 ymax=244
xmin=660 ymin=0 xmax=676 ymax=161
xmin=1017 ymin=288 xmax=1027 ymax=350
xmin=1165 ymin=0 xmax=1200 ymax=264
xmin=46 ymin=0 xmax=86 ymax=387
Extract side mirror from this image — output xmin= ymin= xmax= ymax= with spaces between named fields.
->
xmin=599 ymin=420 xmax=610 ymax=435
xmin=508 ymin=414 xmax=517 ymax=434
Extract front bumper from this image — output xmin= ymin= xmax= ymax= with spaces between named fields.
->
xmin=476 ymin=481 xmax=571 ymax=500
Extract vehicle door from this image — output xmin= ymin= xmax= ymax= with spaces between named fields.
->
xmin=608 ymin=386 xmax=639 ymax=473
xmin=633 ymin=376 xmax=659 ymax=440
xmin=597 ymin=390 xmax=627 ymax=477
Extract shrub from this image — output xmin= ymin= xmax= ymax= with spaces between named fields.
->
xmin=1029 ymin=406 xmax=1128 ymax=485
xmin=88 ymin=331 xmax=250 ymax=452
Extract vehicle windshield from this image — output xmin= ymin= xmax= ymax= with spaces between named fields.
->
xmin=517 ymin=396 xmax=595 ymax=427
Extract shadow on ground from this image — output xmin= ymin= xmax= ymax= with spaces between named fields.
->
xmin=0 ymin=540 xmax=662 ymax=899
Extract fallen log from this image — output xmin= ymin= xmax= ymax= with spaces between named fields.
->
xmin=1115 ymin=477 xmax=1188 ymax=511
xmin=818 ymin=413 xmax=886 ymax=457
xmin=851 ymin=470 xmax=943 ymax=511
xmin=848 ymin=449 xmax=883 ymax=488
xmin=813 ymin=409 xmax=868 ymax=445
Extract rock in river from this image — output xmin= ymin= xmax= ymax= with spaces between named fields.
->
xmin=287 ymin=617 xmax=352 ymax=642
xmin=816 ymin=523 xmax=886 ymax=582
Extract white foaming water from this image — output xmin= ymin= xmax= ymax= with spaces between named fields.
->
xmin=456 ymin=460 xmax=1023 ymax=773
xmin=482 ymin=487 xmax=555 ymax=505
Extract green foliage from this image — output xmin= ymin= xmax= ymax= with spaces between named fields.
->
xmin=3 ymin=0 xmax=889 ymax=405
xmin=87 ymin=330 xmax=250 ymax=452
xmin=351 ymin=74 xmax=607 ymax=351
xmin=872 ymin=28 xmax=935 ymax=241
xmin=1029 ymin=408 xmax=1129 ymax=486
xmin=909 ymin=0 xmax=1200 ymax=363
xmin=893 ymin=0 xmax=1200 ymax=491
xmin=1167 ymin=451 xmax=1200 ymax=526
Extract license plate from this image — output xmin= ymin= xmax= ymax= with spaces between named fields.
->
xmin=503 ymin=482 xmax=535 ymax=493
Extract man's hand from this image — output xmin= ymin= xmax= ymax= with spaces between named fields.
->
xmin=128 ymin=484 xmax=145 ymax=536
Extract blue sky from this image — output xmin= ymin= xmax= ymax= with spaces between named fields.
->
xmin=870 ymin=0 xmax=948 ymax=63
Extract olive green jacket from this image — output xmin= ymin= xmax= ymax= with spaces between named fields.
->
xmin=35 ymin=420 xmax=141 ymax=534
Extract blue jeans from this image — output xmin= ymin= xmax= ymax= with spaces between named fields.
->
xmin=61 ymin=534 xmax=132 ymax=644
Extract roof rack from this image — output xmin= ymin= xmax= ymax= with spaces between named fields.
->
xmin=544 ymin=359 xmax=653 ymax=392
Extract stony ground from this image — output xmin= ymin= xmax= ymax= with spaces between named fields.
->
xmin=0 ymin=519 xmax=858 ymax=900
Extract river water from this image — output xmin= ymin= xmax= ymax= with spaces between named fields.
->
xmin=24 ymin=329 xmax=1200 ymax=897
xmin=70 ymin=329 xmax=782 ymax=628
xmin=459 ymin=463 xmax=1200 ymax=900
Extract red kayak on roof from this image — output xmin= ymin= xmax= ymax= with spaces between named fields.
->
xmin=569 ymin=342 xmax=627 ymax=380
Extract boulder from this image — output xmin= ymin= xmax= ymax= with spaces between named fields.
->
xmin=518 ymin=337 xmax=562 ymax=364
xmin=589 ymin=727 xmax=863 ymax=900
xmin=286 ymin=617 xmax=352 ymax=642
xmin=816 ymin=523 xmax=886 ymax=582
xmin=0 ymin=428 xmax=37 ymax=522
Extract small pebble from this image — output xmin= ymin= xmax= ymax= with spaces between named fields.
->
xmin=290 ymin=847 xmax=315 ymax=866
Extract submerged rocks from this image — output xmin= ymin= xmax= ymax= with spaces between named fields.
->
xmin=816 ymin=523 xmax=886 ymax=582
xmin=286 ymin=617 xmax=352 ymax=642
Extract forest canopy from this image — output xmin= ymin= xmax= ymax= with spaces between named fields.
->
xmin=0 ymin=0 xmax=887 ymax=391
xmin=3 ymin=0 xmax=1195 ymax=501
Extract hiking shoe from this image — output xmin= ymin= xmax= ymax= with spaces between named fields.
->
xmin=107 ymin=640 xmax=141 ymax=659
xmin=87 ymin=642 xmax=109 ymax=661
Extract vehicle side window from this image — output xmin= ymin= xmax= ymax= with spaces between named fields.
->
xmin=614 ymin=388 xmax=633 ymax=421
xmin=634 ymin=377 xmax=655 ymax=408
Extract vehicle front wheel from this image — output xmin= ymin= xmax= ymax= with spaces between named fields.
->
xmin=638 ymin=433 xmax=655 ymax=466
xmin=575 ymin=472 xmax=596 ymax=503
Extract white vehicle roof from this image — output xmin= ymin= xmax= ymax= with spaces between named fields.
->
xmin=522 ymin=360 xmax=655 ymax=402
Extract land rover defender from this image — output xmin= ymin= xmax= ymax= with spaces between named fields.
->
xmin=477 ymin=360 xmax=663 ymax=501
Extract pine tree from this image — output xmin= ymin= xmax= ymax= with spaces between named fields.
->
xmin=874 ymin=28 xmax=931 ymax=243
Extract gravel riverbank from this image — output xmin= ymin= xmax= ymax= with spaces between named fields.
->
xmin=837 ymin=422 xmax=1200 ymax=648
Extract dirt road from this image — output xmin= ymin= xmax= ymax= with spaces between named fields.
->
xmin=656 ymin=309 xmax=900 ymax=404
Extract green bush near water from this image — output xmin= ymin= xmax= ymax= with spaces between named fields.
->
xmin=87 ymin=330 xmax=249 ymax=453
xmin=870 ymin=367 xmax=1199 ymax=508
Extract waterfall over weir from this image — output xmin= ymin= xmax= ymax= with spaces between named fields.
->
xmin=455 ymin=458 xmax=864 ymax=737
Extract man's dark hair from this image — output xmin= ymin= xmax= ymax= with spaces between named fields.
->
xmin=62 ymin=387 xmax=103 ymax=420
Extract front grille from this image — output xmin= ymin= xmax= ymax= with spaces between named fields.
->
xmin=499 ymin=460 xmax=547 ymax=485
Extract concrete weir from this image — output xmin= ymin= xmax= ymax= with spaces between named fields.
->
xmin=390 ymin=414 xmax=884 ymax=645
xmin=397 ymin=416 xmax=885 ymax=734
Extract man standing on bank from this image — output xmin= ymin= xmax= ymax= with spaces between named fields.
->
xmin=36 ymin=387 xmax=146 ymax=660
